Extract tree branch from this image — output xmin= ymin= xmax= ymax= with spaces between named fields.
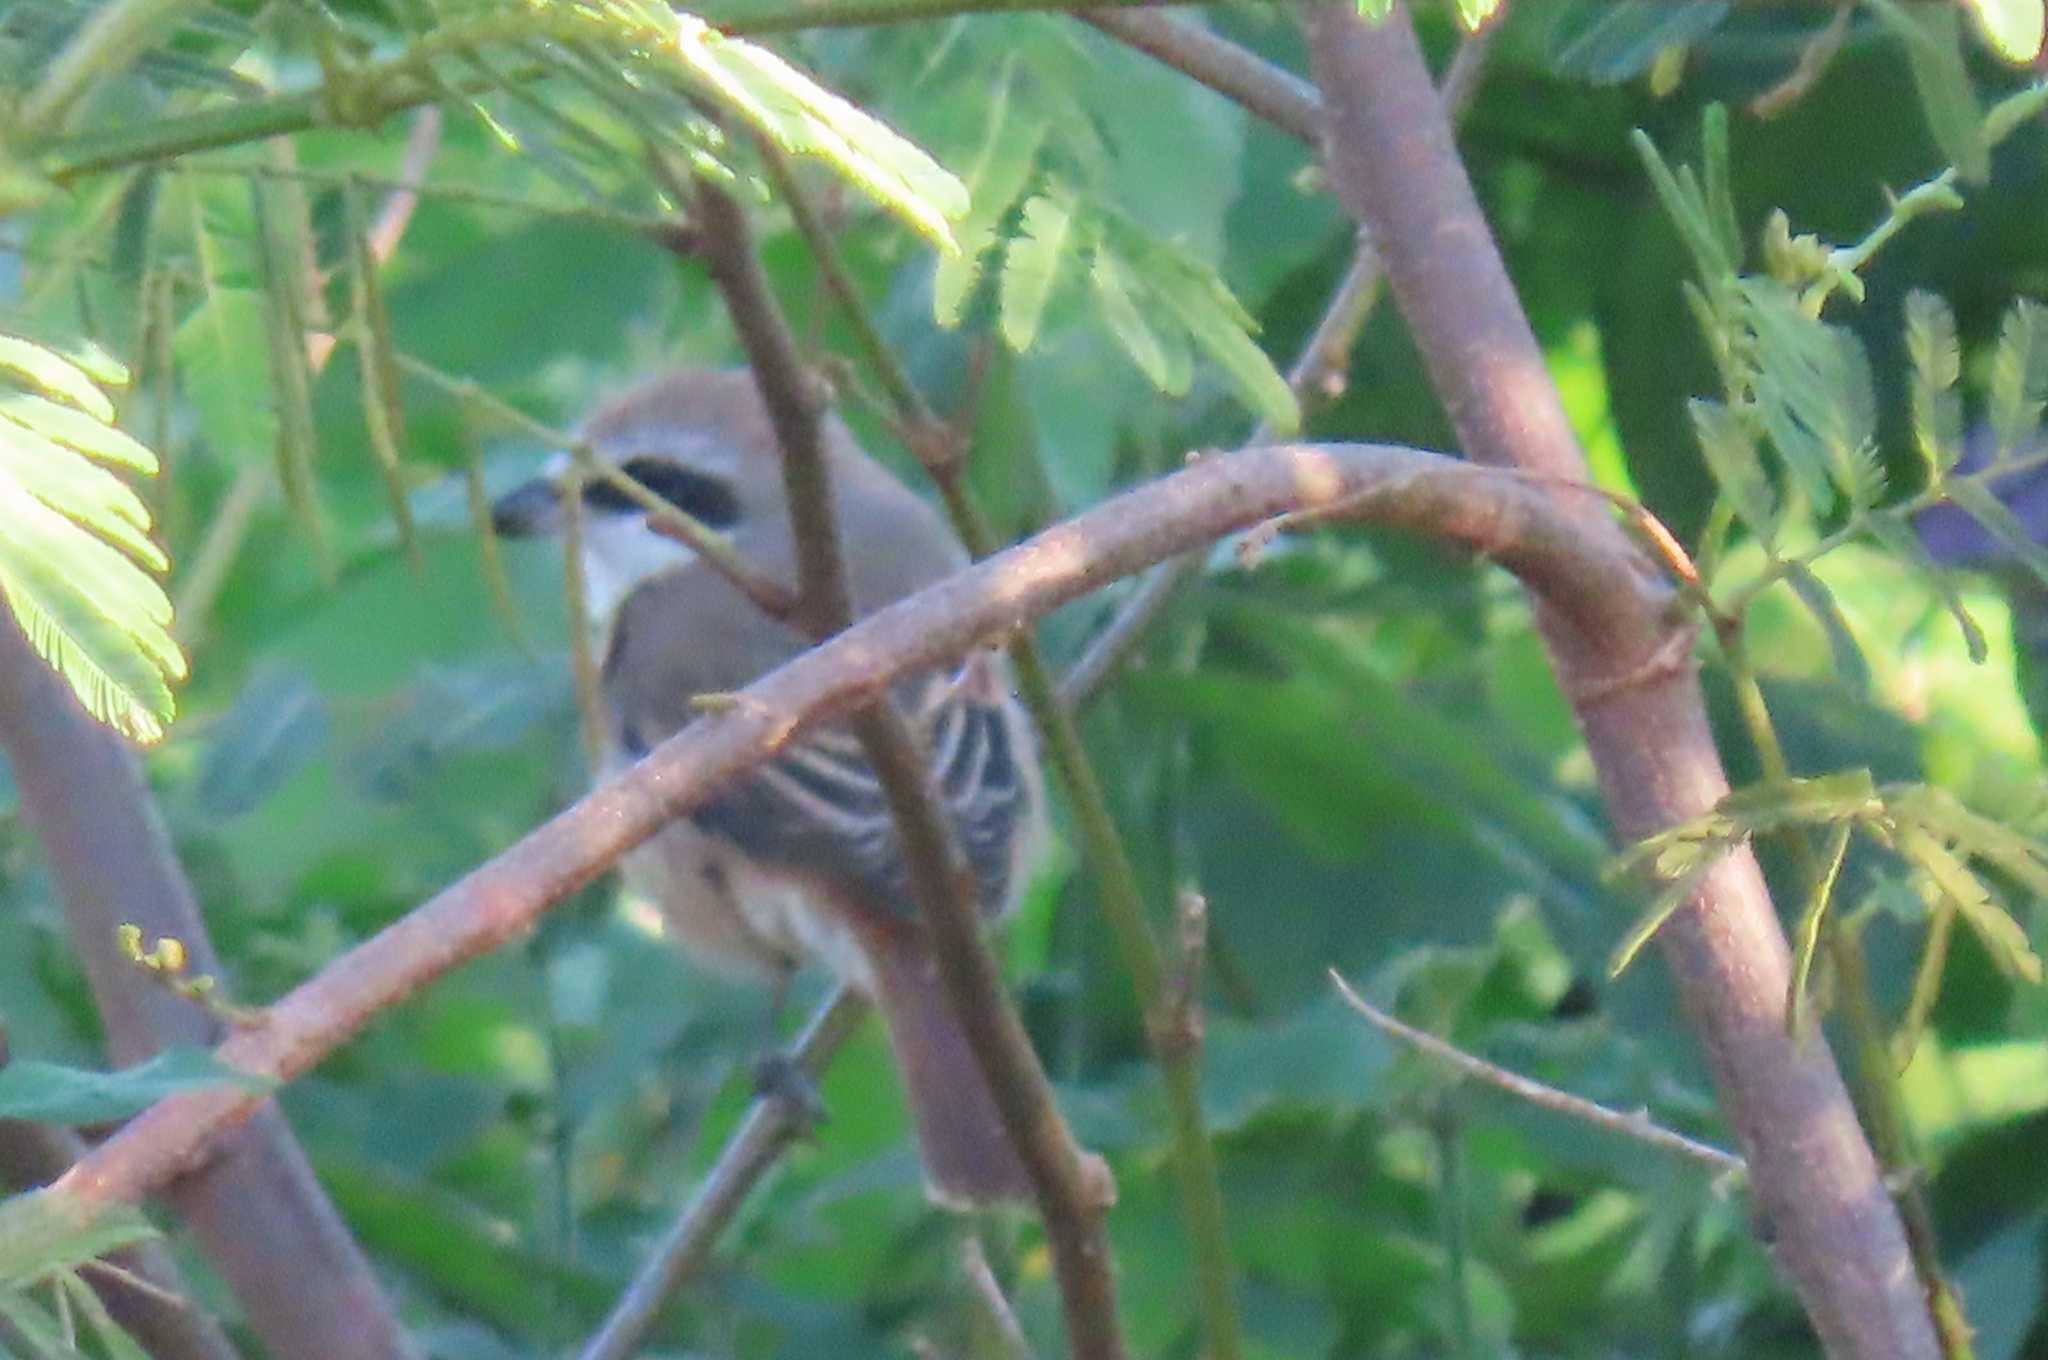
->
xmin=1304 ymin=7 xmax=1937 ymax=1356
xmin=1075 ymin=10 xmax=1322 ymax=144
xmin=687 ymin=165 xmax=1128 ymax=1360
xmin=688 ymin=176 xmax=854 ymax=638
xmin=1328 ymin=971 xmax=1745 ymax=1179
xmin=576 ymin=988 xmax=868 ymax=1360
xmin=0 ymin=615 xmax=418 ymax=1360
xmin=36 ymin=436 xmax=1657 ymax=1239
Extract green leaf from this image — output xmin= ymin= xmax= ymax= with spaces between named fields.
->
xmin=0 ymin=337 xmax=119 ymax=423
xmin=1712 ymin=771 xmax=1882 ymax=841
xmin=343 ymin=179 xmax=423 ymax=573
xmin=1903 ymin=289 xmax=1965 ymax=475
xmin=1897 ymin=827 xmax=2043 ymax=982
xmin=1872 ymin=0 xmax=1992 ymax=183
xmin=172 ymin=287 xmax=278 ymax=467
xmin=1788 ymin=821 xmax=1854 ymax=1034
xmin=0 ymin=1193 xmax=156 ymax=1288
xmin=1455 ymin=0 xmax=1504 ymax=29
xmin=1987 ymin=297 xmax=2047 ymax=460
xmin=0 ymin=1047 xmax=271 ymax=1125
xmin=1548 ymin=0 xmax=1731 ymax=83
xmin=1865 ymin=515 xmax=1988 ymax=662
xmin=933 ymin=73 xmax=1047 ymax=328
xmin=1962 ymin=0 xmax=2046 ymax=61
xmin=0 ymin=1285 xmax=69 ymax=1358
xmin=1609 ymin=862 xmax=1714 ymax=978
xmin=60 ymin=1273 xmax=149 ymax=1360
xmin=250 ymin=176 xmax=328 ymax=573
xmin=1687 ymin=398 xmax=1775 ymax=543
xmin=652 ymin=10 xmax=967 ymax=249
xmin=1781 ymin=560 xmax=1872 ymax=700
xmin=1888 ymin=783 xmax=2048 ymax=899
xmin=1088 ymin=241 xmax=1185 ymax=394
xmin=1114 ymin=223 xmax=1298 ymax=433
xmin=998 ymin=189 xmax=1075 ymax=352
xmin=1354 ymin=0 xmax=1396 ymax=20
xmin=0 ymin=341 xmax=183 ymax=744
xmin=1742 ymin=280 xmax=1873 ymax=512
xmin=1630 ymin=128 xmax=1734 ymax=284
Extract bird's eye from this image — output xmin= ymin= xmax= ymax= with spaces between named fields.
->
xmin=583 ymin=458 xmax=741 ymax=529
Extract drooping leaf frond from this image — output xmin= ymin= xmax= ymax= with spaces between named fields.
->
xmin=0 ymin=336 xmax=183 ymax=744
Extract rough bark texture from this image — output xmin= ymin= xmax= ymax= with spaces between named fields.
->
xmin=1304 ymin=8 xmax=1937 ymax=1356
xmin=0 ymin=617 xmax=418 ymax=1360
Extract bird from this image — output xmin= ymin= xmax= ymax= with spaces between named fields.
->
xmin=491 ymin=368 xmax=1042 ymax=1208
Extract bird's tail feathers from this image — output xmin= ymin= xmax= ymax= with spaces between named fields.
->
xmin=865 ymin=931 xmax=1035 ymax=1209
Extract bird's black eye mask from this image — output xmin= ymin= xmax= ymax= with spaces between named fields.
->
xmin=584 ymin=456 xmax=742 ymax=530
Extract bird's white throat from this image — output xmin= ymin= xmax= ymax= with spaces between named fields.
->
xmin=578 ymin=515 xmax=698 ymax=626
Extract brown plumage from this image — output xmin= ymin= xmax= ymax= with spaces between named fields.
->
xmin=494 ymin=368 xmax=1043 ymax=1207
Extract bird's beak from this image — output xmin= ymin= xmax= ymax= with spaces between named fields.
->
xmin=490 ymin=475 xmax=564 ymax=538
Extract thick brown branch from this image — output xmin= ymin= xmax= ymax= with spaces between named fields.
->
xmin=1304 ymin=7 xmax=1936 ymax=1357
xmin=44 ymin=439 xmax=1654 ymax=1225
xmin=0 ymin=617 xmax=418 ymax=1360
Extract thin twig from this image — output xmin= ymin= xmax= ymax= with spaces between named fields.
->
xmin=1076 ymin=10 xmax=1321 ymax=143
xmin=686 ymin=174 xmax=852 ymax=638
xmin=959 ymin=1234 xmax=1035 ymax=1360
xmin=306 ymin=108 xmax=442 ymax=372
xmin=576 ymin=989 xmax=867 ymax=1360
xmin=1328 ymin=971 xmax=1746 ymax=1178
xmin=685 ymin=163 xmax=1128 ymax=1360
xmin=1750 ymin=1 xmax=1855 ymax=119
xmin=766 ymin=140 xmax=1235 ymax=1360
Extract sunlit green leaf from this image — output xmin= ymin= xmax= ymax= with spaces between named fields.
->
xmin=1089 ymin=241 xmax=1184 ymax=394
xmin=1687 ymin=398 xmax=1774 ymax=543
xmin=0 ymin=1193 xmax=156 ymax=1286
xmin=1962 ymin=0 xmax=2046 ymax=62
xmin=1987 ymin=297 xmax=2047 ymax=460
xmin=0 ymin=338 xmax=182 ymax=744
xmin=1897 ymin=827 xmax=2043 ymax=982
xmin=648 ymin=9 xmax=967 ymax=249
xmin=1788 ymin=821 xmax=1853 ymax=1034
xmin=60 ymin=1272 xmax=149 ymax=1360
xmin=998 ymin=188 xmax=1075 ymax=352
xmin=1111 ymin=221 xmax=1298 ymax=433
xmin=1904 ymin=288 xmax=1964 ymax=475
xmin=933 ymin=72 xmax=1047 ymax=327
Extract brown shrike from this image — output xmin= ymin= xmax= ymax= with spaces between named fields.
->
xmin=492 ymin=369 xmax=1042 ymax=1207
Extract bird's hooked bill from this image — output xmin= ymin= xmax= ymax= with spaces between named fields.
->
xmin=490 ymin=475 xmax=564 ymax=538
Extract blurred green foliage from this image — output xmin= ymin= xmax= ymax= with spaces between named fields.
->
xmin=1 ymin=0 xmax=2047 ymax=1357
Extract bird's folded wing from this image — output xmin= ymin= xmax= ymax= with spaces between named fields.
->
xmin=688 ymin=654 xmax=1033 ymax=923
